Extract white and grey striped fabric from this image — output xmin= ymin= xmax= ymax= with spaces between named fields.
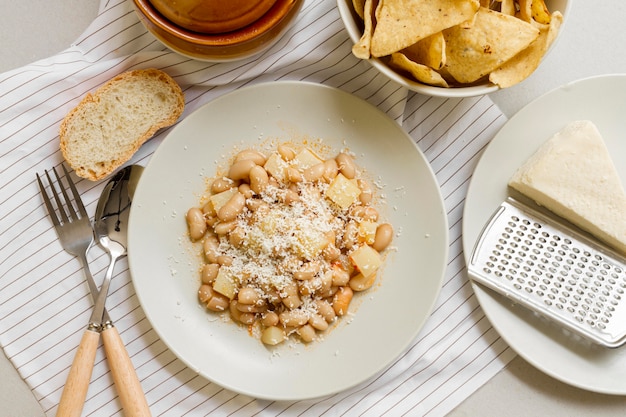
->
xmin=0 ymin=0 xmax=515 ymax=415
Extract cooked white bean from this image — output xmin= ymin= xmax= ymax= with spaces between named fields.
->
xmin=372 ymin=223 xmax=393 ymax=252
xmin=309 ymin=314 xmax=329 ymax=331
xmin=297 ymin=324 xmax=316 ymax=343
xmin=229 ymin=300 xmax=243 ymax=321
xmin=218 ymin=191 xmax=246 ymax=222
xmin=314 ymin=299 xmax=336 ymax=323
xmin=342 ymin=221 xmax=358 ymax=249
xmin=198 ymin=284 xmax=213 ymax=303
xmin=336 ymin=152 xmax=356 ymax=179
xmin=228 ymin=159 xmax=256 ymax=181
xmin=238 ymin=312 xmax=256 ymax=325
xmin=203 ymin=235 xmax=220 ymax=263
xmin=211 ymin=177 xmax=235 ymax=194
xmin=201 ymin=263 xmax=220 ymax=284
xmin=186 ymin=207 xmax=207 ymax=241
xmin=246 ymin=198 xmax=267 ymax=212
xmin=283 ymin=189 xmax=300 ymax=204
xmin=323 ymin=158 xmax=339 ymax=182
xmin=277 ymin=144 xmax=296 ymax=161
xmin=198 ymin=285 xmax=229 ymax=312
xmin=236 ymin=302 xmax=267 ymax=313
xmin=282 ymin=294 xmax=301 ymax=310
xmin=214 ymin=220 xmax=236 ymax=235
xmin=294 ymin=261 xmax=320 ymax=280
xmin=249 ymin=165 xmax=269 ymax=194
xmin=261 ymin=311 xmax=279 ymax=327
xmin=216 ymin=255 xmax=232 ymax=266
xmin=349 ymin=272 xmax=377 ymax=292
xmin=261 ymin=326 xmax=285 ymax=345
xmin=358 ymin=179 xmax=373 ymax=204
xmin=238 ymin=287 xmax=261 ymax=305
xmin=331 ymin=266 xmax=350 ymax=286
xmin=238 ymin=183 xmax=254 ymax=199
xmin=303 ymin=162 xmax=326 ymax=182
xmin=287 ymin=167 xmax=303 ymax=183
xmin=235 ymin=149 xmax=267 ymax=165
xmin=279 ymin=310 xmax=308 ymax=327
xmin=323 ymin=243 xmax=341 ymax=261
xmin=332 ymin=286 xmax=353 ymax=316
xmin=319 ymin=270 xmax=333 ymax=294
xmin=282 ymin=283 xmax=301 ymax=309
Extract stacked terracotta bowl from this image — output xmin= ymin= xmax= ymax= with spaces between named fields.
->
xmin=133 ymin=0 xmax=302 ymax=61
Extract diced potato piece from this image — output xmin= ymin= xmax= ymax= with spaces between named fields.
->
xmin=358 ymin=220 xmax=378 ymax=245
xmin=210 ymin=187 xmax=238 ymax=213
xmin=349 ymin=244 xmax=382 ymax=278
xmin=213 ymin=268 xmax=237 ymax=299
xmin=293 ymin=148 xmax=323 ymax=170
xmin=349 ymin=272 xmax=377 ymax=291
xmin=260 ymin=211 xmax=280 ymax=234
xmin=326 ymin=173 xmax=361 ymax=209
xmin=264 ymin=153 xmax=288 ymax=181
xmin=297 ymin=230 xmax=329 ymax=259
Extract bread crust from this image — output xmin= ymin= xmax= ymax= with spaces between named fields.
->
xmin=60 ymin=68 xmax=185 ymax=180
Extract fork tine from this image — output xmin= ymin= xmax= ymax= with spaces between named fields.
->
xmin=37 ymin=172 xmax=60 ymax=227
xmin=62 ymin=164 xmax=88 ymax=219
xmin=46 ymin=168 xmax=70 ymax=224
xmin=54 ymin=166 xmax=80 ymax=221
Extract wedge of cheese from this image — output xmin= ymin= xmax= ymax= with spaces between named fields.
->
xmin=508 ymin=120 xmax=626 ymax=255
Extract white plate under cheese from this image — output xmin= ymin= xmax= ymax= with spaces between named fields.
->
xmin=508 ymin=120 xmax=626 ymax=256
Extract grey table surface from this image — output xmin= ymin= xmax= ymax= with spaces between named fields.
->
xmin=2 ymin=1 xmax=626 ymax=416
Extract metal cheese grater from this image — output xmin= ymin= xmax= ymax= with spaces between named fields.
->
xmin=468 ymin=197 xmax=626 ymax=348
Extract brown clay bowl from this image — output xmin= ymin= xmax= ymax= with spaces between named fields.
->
xmin=133 ymin=0 xmax=302 ymax=61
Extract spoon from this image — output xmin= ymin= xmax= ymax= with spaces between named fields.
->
xmin=91 ymin=164 xmax=151 ymax=417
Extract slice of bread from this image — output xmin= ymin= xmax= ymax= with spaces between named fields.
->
xmin=60 ymin=68 xmax=184 ymax=181
xmin=509 ymin=120 xmax=626 ymax=255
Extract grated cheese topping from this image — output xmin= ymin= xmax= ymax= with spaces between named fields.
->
xmin=187 ymin=144 xmax=394 ymax=346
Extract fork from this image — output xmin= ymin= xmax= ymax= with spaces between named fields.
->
xmin=37 ymin=165 xmax=102 ymax=417
xmin=37 ymin=165 xmax=151 ymax=417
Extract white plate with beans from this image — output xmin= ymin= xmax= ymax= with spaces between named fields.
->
xmin=128 ymin=81 xmax=448 ymax=400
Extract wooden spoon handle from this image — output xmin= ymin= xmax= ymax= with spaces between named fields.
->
xmin=57 ymin=328 xmax=99 ymax=417
xmin=101 ymin=325 xmax=151 ymax=417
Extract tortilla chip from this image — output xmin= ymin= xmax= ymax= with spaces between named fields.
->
xmin=352 ymin=0 xmax=366 ymax=19
xmin=389 ymin=53 xmax=449 ymax=87
xmin=352 ymin=0 xmax=376 ymax=59
xmin=443 ymin=7 xmax=540 ymax=84
xmin=401 ymin=32 xmax=446 ymax=70
xmin=531 ymin=0 xmax=552 ymax=24
xmin=489 ymin=11 xmax=562 ymax=87
xmin=370 ymin=0 xmax=480 ymax=58
xmin=500 ymin=0 xmax=516 ymax=15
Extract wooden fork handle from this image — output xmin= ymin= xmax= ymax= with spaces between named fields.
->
xmin=57 ymin=328 xmax=99 ymax=417
xmin=102 ymin=325 xmax=152 ymax=417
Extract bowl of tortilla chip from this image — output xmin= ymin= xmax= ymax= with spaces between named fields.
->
xmin=338 ymin=0 xmax=569 ymax=97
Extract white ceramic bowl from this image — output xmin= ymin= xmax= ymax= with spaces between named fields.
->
xmin=337 ymin=0 xmax=570 ymax=98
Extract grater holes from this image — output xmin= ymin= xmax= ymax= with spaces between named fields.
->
xmin=480 ymin=207 xmax=626 ymax=337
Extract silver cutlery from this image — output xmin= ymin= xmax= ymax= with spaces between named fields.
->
xmin=37 ymin=165 xmax=150 ymax=417
xmin=37 ymin=165 xmax=100 ymax=417
xmin=91 ymin=165 xmax=150 ymax=416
